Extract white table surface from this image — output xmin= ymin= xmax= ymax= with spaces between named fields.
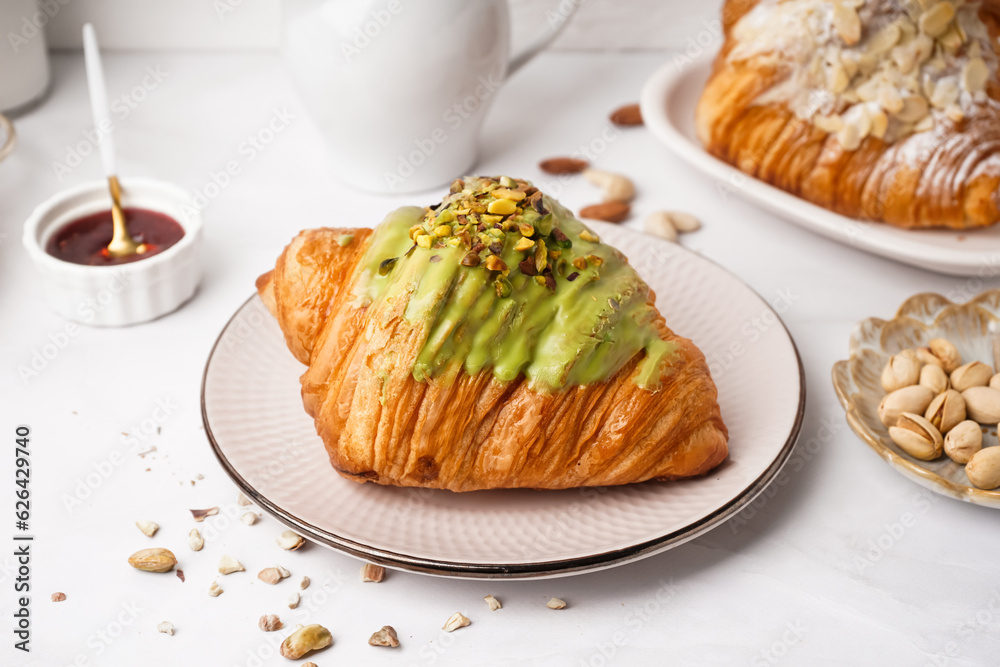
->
xmin=3 ymin=51 xmax=999 ymax=667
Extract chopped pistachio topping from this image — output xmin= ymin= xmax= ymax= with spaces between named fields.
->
xmin=382 ymin=176 xmax=598 ymax=299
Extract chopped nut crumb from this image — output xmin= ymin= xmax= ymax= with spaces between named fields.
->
xmin=287 ymin=592 xmax=301 ymax=609
xmin=259 ymin=614 xmax=283 ymax=632
xmin=546 ymin=597 xmax=567 ymax=610
xmin=188 ymin=528 xmax=204 ymax=551
xmin=176 ymin=569 xmax=185 ymax=583
xmin=368 ymin=625 xmax=400 ymax=647
xmin=208 ymin=582 xmax=223 ymax=597
xmin=240 ymin=512 xmax=260 ymax=526
xmin=276 ymin=530 xmax=305 ymax=551
xmin=237 ymin=492 xmax=252 ymax=506
xmin=190 ymin=507 xmax=219 ymax=522
xmin=135 ymin=520 xmax=159 ymax=537
xmin=300 ymin=576 xmax=311 ymax=590
xmin=258 ymin=566 xmax=290 ymax=585
xmin=361 ymin=563 xmax=385 ymax=583
xmin=218 ymin=555 xmax=244 ymax=575
xmin=51 ymin=592 xmax=66 ymax=602
xmin=157 ymin=621 xmax=174 ymax=635
xmin=484 ymin=595 xmax=501 ymax=611
xmin=442 ymin=612 xmax=471 ymax=632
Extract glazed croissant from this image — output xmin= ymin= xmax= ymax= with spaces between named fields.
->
xmin=697 ymin=0 xmax=1000 ymax=229
xmin=257 ymin=177 xmax=727 ymax=491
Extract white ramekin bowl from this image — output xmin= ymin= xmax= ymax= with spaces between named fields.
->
xmin=22 ymin=178 xmax=202 ymax=327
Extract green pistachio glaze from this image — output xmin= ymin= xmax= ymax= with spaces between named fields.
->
xmin=349 ymin=177 xmax=677 ymax=393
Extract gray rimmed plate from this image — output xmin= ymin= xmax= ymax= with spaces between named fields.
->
xmin=202 ymin=221 xmax=805 ymax=578
xmin=833 ymin=291 xmax=1000 ymax=508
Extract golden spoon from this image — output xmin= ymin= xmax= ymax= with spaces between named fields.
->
xmin=83 ymin=23 xmax=146 ymax=259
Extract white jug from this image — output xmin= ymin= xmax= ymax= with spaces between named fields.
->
xmin=282 ymin=0 xmax=576 ymax=194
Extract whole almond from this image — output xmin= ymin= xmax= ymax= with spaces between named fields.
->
xmin=579 ymin=201 xmax=630 ymax=223
xmin=538 ymin=157 xmax=589 ymax=175
xmin=609 ymin=103 xmax=643 ymax=126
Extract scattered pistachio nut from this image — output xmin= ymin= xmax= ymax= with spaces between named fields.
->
xmin=878 ymin=385 xmax=934 ymax=427
xmin=128 ymin=548 xmax=177 ymax=573
xmin=208 ymin=582 xmax=223 ymax=597
xmin=965 ymin=447 xmax=1000 ymax=490
xmin=579 ymin=201 xmax=630 ymax=223
xmin=188 ymin=529 xmax=204 ymax=552
xmin=442 ymin=612 xmax=471 ymax=633
xmin=368 ymin=625 xmax=400 ymax=648
xmin=259 ymin=566 xmax=291 ymax=585
xmin=259 ymin=614 xmax=283 ymax=632
xmin=924 ymin=389 xmax=966 ymax=434
xmin=919 ymin=364 xmax=950 ymax=394
xmin=276 ymin=531 xmax=305 ymax=551
xmin=218 ymin=555 xmax=245 ymax=575
xmin=961 ymin=387 xmax=1000 ymax=424
xmin=135 ymin=520 xmax=159 ymax=538
xmin=302 ymin=663 xmax=318 ymax=667
xmin=280 ymin=624 xmax=333 ymax=660
xmin=190 ymin=507 xmax=219 ymax=522
xmin=546 ymin=597 xmax=568 ymax=610
xmin=944 ymin=420 xmax=983 ymax=464
xmin=989 ymin=373 xmax=1000 ymax=392
xmin=300 ymin=576 xmax=311 ymax=590
xmin=157 ymin=621 xmax=174 ymax=636
xmin=916 ymin=346 xmax=944 ymax=368
xmin=881 ymin=353 xmax=923 ymax=392
xmin=950 ymin=361 xmax=993 ymax=392
xmin=484 ymin=594 xmax=502 ymax=611
xmin=928 ymin=338 xmax=962 ymax=373
xmin=51 ymin=592 xmax=66 ymax=602
xmin=889 ymin=412 xmax=943 ymax=460
xmin=582 ymin=168 xmax=635 ymax=203
xmin=361 ymin=563 xmax=385 ymax=583
xmin=241 ymin=512 xmax=260 ymax=526
xmin=287 ymin=592 xmax=301 ymax=609
xmin=538 ymin=157 xmax=589 ymax=175
xmin=643 ymin=211 xmax=678 ymax=242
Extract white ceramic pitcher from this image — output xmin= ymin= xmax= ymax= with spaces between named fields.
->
xmin=283 ymin=0 xmax=576 ymax=194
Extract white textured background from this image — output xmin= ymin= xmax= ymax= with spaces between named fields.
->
xmin=42 ymin=0 xmax=725 ymax=52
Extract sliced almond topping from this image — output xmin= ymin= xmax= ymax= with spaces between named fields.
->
xmin=895 ymin=95 xmax=929 ymax=123
xmin=963 ymin=57 xmax=989 ymax=93
xmin=919 ymin=1 xmax=955 ymax=37
xmin=833 ymin=3 xmax=862 ymax=45
xmin=866 ymin=22 xmax=901 ymax=55
xmin=930 ymin=76 xmax=960 ymax=109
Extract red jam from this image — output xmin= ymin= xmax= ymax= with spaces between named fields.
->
xmin=45 ymin=208 xmax=185 ymax=266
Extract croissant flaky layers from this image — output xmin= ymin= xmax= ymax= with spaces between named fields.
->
xmin=257 ymin=177 xmax=727 ymax=491
xmin=697 ymin=0 xmax=1000 ymax=229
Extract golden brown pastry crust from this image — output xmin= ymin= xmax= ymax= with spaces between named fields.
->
xmin=257 ymin=227 xmax=728 ymax=492
xmin=697 ymin=0 xmax=1000 ymax=229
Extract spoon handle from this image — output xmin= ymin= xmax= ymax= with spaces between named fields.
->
xmin=82 ymin=23 xmax=115 ymax=178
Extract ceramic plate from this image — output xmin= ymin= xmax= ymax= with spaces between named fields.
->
xmin=202 ymin=221 xmax=805 ymax=578
xmin=639 ymin=54 xmax=1000 ymax=277
xmin=833 ymin=291 xmax=1000 ymax=508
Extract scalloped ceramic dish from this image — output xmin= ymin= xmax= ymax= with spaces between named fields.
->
xmin=202 ymin=221 xmax=805 ymax=578
xmin=833 ymin=291 xmax=1000 ymax=508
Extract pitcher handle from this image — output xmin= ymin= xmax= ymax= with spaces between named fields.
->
xmin=0 ymin=113 xmax=15 ymax=163
xmin=507 ymin=0 xmax=579 ymax=77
